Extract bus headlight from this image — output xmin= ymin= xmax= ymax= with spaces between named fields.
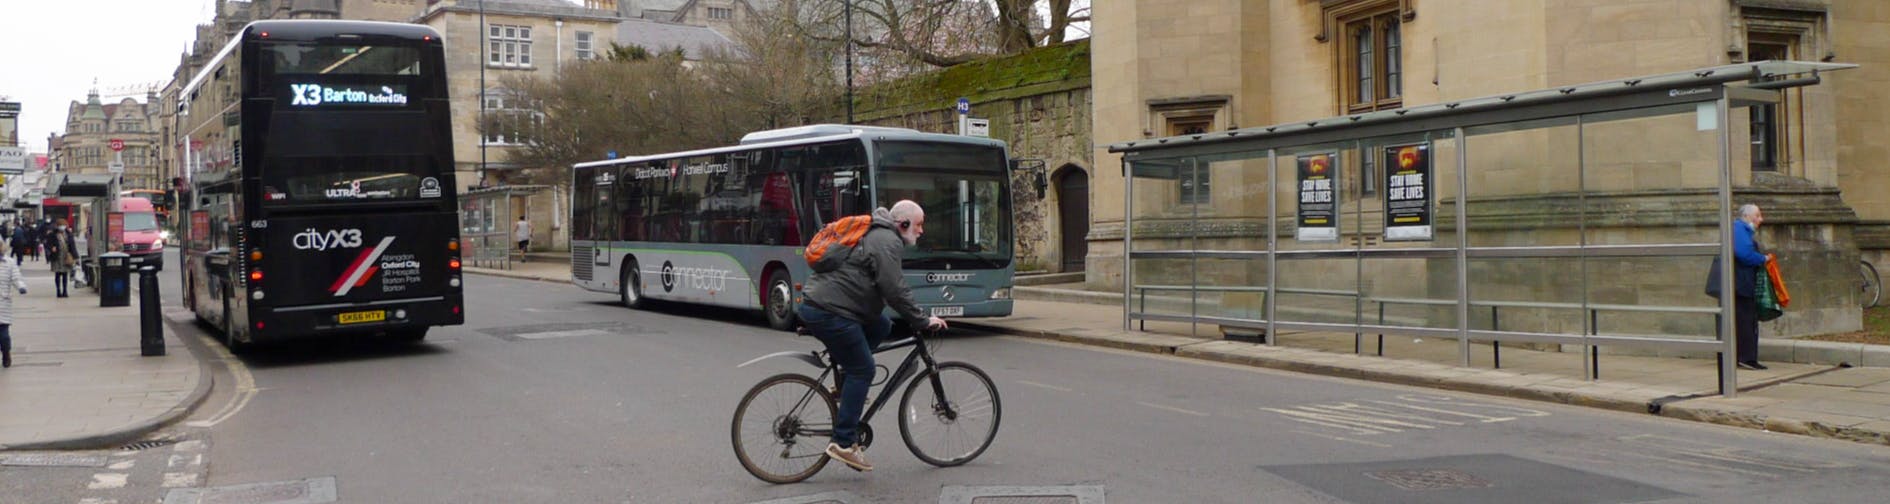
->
xmin=989 ymin=287 xmax=1011 ymax=300
xmin=251 ymin=290 xmax=265 ymax=301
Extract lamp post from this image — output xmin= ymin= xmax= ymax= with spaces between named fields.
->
xmin=479 ymin=0 xmax=488 ymax=188
xmin=844 ymin=0 xmax=853 ymax=124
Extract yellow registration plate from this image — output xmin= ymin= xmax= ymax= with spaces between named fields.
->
xmin=337 ymin=310 xmax=387 ymax=324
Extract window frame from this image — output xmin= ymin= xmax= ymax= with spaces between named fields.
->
xmin=575 ymin=31 xmax=594 ymax=60
xmin=708 ymin=7 xmax=733 ymax=20
xmin=1339 ymin=9 xmax=1403 ymax=114
xmin=487 ymin=23 xmax=535 ymax=69
xmin=481 ymin=90 xmax=544 ymax=146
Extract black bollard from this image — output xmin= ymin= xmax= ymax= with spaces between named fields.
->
xmin=139 ymin=266 xmax=164 ymax=356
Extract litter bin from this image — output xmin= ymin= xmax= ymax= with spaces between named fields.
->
xmin=99 ymin=252 xmax=130 ymax=307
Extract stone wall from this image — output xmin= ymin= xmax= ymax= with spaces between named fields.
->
xmin=854 ymin=40 xmax=1094 ymax=273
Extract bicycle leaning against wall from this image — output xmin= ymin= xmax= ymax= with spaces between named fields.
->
xmin=731 ymin=326 xmax=1002 ymax=483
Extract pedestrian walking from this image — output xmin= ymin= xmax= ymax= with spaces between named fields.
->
xmin=0 ymin=253 xmax=27 ymax=368
xmin=10 ymin=223 xmax=31 ymax=266
xmin=1707 ymin=204 xmax=1772 ymax=370
xmin=46 ymin=218 xmax=78 ymax=298
xmin=514 ymin=215 xmax=532 ymax=262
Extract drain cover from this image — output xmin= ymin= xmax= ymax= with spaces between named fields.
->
xmin=162 ymin=476 xmax=337 ymax=504
xmin=940 ymin=485 xmax=1104 ymax=504
xmin=1366 ymin=468 xmax=1494 ymax=491
xmin=972 ymin=497 xmax=1079 ymax=504
xmin=747 ymin=491 xmax=862 ymax=504
xmin=121 ymin=439 xmax=181 ymax=451
xmin=0 ymin=453 xmax=108 ymax=467
xmin=1263 ymin=454 xmax=1682 ymax=504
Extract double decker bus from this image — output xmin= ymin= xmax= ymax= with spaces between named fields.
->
xmin=571 ymin=125 xmax=1015 ymax=330
xmin=176 ymin=20 xmax=464 ymax=349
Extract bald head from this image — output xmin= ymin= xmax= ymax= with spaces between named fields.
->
xmin=889 ymin=200 xmax=926 ymax=245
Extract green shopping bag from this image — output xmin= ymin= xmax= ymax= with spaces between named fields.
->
xmin=1756 ymin=274 xmax=1784 ymax=322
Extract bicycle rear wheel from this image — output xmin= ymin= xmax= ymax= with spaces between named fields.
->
xmin=1861 ymin=260 xmax=1881 ymax=309
xmin=732 ymin=373 xmax=836 ymax=483
xmin=898 ymin=362 xmax=1001 ymax=467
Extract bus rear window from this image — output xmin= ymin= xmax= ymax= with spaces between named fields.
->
xmin=265 ymin=43 xmax=422 ymax=76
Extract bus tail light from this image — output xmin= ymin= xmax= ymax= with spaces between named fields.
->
xmin=250 ymin=250 xmax=263 ymax=261
xmin=452 ymin=305 xmax=461 ymax=315
xmin=249 ymin=270 xmax=263 ymax=282
xmin=450 ymin=277 xmax=461 ymax=288
xmin=256 ymin=322 xmax=265 ymax=330
xmin=449 ymin=258 xmax=462 ymax=270
xmin=448 ymin=240 xmax=460 ymax=252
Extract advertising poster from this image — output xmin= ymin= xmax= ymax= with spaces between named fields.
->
xmin=1383 ymin=143 xmax=1434 ymax=241
xmin=1295 ymin=152 xmax=1339 ymax=242
xmin=107 ymin=212 xmax=125 ymax=252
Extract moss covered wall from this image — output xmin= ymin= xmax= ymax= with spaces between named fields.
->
xmin=854 ymin=41 xmax=1094 ymax=273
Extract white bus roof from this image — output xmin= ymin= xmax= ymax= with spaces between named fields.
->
xmin=573 ymin=124 xmax=1007 ymax=169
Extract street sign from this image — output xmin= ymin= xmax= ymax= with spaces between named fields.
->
xmin=109 ymin=139 xmax=125 ymax=152
xmin=966 ymin=118 xmax=990 ymax=138
xmin=0 ymin=102 xmax=18 ymax=118
xmin=956 ymin=97 xmax=970 ymax=115
xmin=0 ymin=146 xmax=25 ymax=175
xmin=606 ymin=150 xmax=618 ymax=159
xmin=108 ymin=161 xmax=125 ymax=174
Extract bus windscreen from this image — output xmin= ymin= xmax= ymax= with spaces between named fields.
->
xmin=874 ymin=141 xmax=1012 ymax=268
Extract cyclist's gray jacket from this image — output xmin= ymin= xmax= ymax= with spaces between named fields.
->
xmin=801 ymin=207 xmax=928 ymax=325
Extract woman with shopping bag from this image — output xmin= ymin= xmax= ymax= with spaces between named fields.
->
xmin=1704 ymin=204 xmax=1773 ymax=370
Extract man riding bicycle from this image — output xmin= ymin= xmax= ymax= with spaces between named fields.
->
xmin=796 ymin=200 xmax=948 ymax=472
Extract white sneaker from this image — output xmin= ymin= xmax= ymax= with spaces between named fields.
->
xmin=825 ymin=443 xmax=872 ymax=472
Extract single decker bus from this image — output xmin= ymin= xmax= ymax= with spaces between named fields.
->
xmin=570 ymin=124 xmax=1016 ymax=330
xmin=176 ymin=20 xmax=465 ymax=350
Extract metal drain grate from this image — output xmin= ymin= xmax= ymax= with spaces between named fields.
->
xmin=1365 ymin=468 xmax=1495 ymax=491
xmin=121 ymin=438 xmax=181 ymax=451
xmin=971 ymin=497 xmax=1080 ymax=504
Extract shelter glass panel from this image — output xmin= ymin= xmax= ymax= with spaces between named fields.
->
xmin=1361 ymin=131 xmax=1459 ymax=332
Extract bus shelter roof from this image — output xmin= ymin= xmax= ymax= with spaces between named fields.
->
xmin=1106 ymin=61 xmax=1854 ymax=163
xmin=47 ymin=174 xmax=117 ymax=199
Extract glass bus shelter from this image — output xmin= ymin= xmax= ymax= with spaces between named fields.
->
xmin=1107 ymin=61 xmax=1854 ymax=396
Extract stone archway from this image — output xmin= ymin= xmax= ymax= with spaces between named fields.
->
xmin=1053 ymin=165 xmax=1089 ymax=272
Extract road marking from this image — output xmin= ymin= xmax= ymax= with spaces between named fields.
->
xmin=1292 ymin=429 xmax=1395 ymax=448
xmin=168 ymin=453 xmax=203 ymax=469
xmin=107 ymin=460 xmax=134 ymax=470
xmin=1268 ymin=394 xmax=1552 ymax=438
xmin=163 ymin=472 xmax=199 ymax=488
xmin=1135 ymin=401 xmax=1209 ymax=417
xmin=87 ymin=473 xmax=128 ymax=489
xmin=1017 ymin=380 xmax=1073 ymax=392
xmin=186 ymin=334 xmax=258 ymax=428
xmin=78 ymin=498 xmax=119 ymax=504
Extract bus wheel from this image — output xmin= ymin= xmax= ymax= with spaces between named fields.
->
xmin=764 ymin=269 xmax=796 ymax=331
xmin=621 ymin=259 xmax=645 ymax=309
xmin=222 ymin=292 xmax=248 ymax=354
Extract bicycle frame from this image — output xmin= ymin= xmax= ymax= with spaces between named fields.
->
xmin=742 ymin=333 xmax=949 ymax=440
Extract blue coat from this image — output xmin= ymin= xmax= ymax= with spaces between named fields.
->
xmin=1708 ymin=220 xmax=1768 ymax=299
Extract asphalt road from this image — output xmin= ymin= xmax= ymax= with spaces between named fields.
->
xmin=16 ymin=257 xmax=1890 ymax=503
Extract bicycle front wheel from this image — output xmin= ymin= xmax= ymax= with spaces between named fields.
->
xmin=732 ymin=373 xmax=836 ymax=483
xmin=1861 ymin=260 xmax=1881 ymax=308
xmin=898 ymin=362 xmax=1001 ymax=467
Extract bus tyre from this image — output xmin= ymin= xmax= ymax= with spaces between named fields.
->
xmin=764 ymin=269 xmax=796 ymax=331
xmin=621 ymin=259 xmax=645 ymax=309
xmin=222 ymin=293 xmax=248 ymax=354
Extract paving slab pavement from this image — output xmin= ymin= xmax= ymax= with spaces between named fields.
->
xmin=0 ymin=266 xmax=210 ymax=450
xmin=465 ymin=265 xmax=1890 ymax=447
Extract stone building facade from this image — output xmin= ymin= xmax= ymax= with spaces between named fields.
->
xmin=53 ymin=89 xmax=162 ymax=190
xmin=1089 ymin=0 xmax=1890 ymax=337
xmin=855 ymin=40 xmax=1093 ymax=274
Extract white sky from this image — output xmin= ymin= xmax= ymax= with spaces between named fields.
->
xmin=0 ymin=1 xmax=216 ymax=153
xmin=0 ymin=0 xmax=1088 ymax=153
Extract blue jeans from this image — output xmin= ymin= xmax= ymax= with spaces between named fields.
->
xmin=796 ymin=304 xmax=891 ymax=448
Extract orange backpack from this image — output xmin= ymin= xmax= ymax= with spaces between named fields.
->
xmin=805 ymin=215 xmax=875 ymax=272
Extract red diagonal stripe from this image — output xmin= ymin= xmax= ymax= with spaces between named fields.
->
xmin=353 ymin=266 xmax=379 ymax=287
xmin=330 ymin=247 xmax=379 ymax=292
